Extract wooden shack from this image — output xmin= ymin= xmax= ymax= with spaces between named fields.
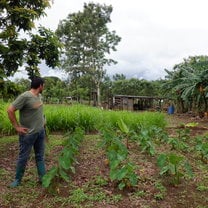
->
xmin=110 ymin=95 xmax=164 ymax=111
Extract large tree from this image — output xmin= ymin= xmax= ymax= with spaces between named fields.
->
xmin=0 ymin=0 xmax=62 ymax=83
xmin=56 ymin=2 xmax=121 ymax=106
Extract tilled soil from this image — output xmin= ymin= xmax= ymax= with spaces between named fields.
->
xmin=0 ymin=114 xmax=208 ymax=208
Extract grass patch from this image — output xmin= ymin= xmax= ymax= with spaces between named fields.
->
xmin=0 ymin=136 xmax=17 ymax=145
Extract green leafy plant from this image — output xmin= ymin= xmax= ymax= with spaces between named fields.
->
xmin=42 ymin=127 xmax=84 ymax=193
xmin=176 ymin=128 xmax=191 ymax=141
xmin=100 ymin=126 xmax=138 ymax=190
xmin=195 ymin=136 xmax=208 ymax=162
xmin=196 ymin=184 xmax=208 ymax=191
xmin=137 ymin=127 xmax=156 ymax=156
xmin=157 ymin=153 xmax=193 ymax=184
xmin=167 ymin=137 xmax=189 ymax=151
xmin=154 ymin=181 xmax=167 ymax=200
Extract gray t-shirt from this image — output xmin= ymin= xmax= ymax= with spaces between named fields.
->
xmin=12 ymin=91 xmax=44 ymax=134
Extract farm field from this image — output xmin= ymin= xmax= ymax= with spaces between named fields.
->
xmin=0 ymin=112 xmax=208 ymax=208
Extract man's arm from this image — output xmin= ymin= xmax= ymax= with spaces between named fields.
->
xmin=7 ymin=105 xmax=28 ymax=134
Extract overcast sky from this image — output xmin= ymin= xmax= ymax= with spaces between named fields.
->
xmin=19 ymin=0 xmax=208 ymax=80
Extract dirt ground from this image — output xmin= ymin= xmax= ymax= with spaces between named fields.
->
xmin=0 ymin=113 xmax=208 ymax=208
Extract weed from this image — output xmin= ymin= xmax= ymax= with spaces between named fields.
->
xmin=93 ymin=175 xmax=108 ymax=186
xmin=134 ymin=190 xmax=146 ymax=197
xmin=69 ymin=188 xmax=88 ymax=204
xmin=196 ymin=184 xmax=208 ymax=191
xmin=109 ymin=194 xmax=123 ymax=203
xmin=154 ymin=181 xmax=167 ymax=200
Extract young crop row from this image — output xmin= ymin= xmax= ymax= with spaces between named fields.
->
xmin=2 ymin=103 xmax=205 ymax=191
xmin=42 ymin=127 xmax=85 ymax=193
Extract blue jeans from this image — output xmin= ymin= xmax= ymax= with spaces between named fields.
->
xmin=17 ymin=128 xmax=45 ymax=169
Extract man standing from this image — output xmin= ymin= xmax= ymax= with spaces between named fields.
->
xmin=7 ymin=76 xmax=46 ymax=187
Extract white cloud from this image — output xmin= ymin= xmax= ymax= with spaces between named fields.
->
xmin=16 ymin=0 xmax=208 ymax=80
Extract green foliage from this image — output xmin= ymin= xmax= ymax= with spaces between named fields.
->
xmin=1 ymin=103 xmax=167 ymax=136
xmin=26 ymin=27 xmax=62 ymax=79
xmin=163 ymin=55 xmax=208 ymax=113
xmin=154 ymin=181 xmax=167 ymax=200
xmin=112 ymin=78 xmax=162 ymax=96
xmin=167 ymin=129 xmax=190 ymax=152
xmin=195 ymin=135 xmax=208 ymax=162
xmin=69 ymin=188 xmax=88 ymax=204
xmin=0 ymin=100 xmax=3 ymax=131
xmin=131 ymin=125 xmax=168 ymax=156
xmin=100 ymin=126 xmax=138 ymax=190
xmin=117 ymin=119 xmax=129 ymax=134
xmin=56 ymin=2 xmax=121 ymax=106
xmin=0 ymin=102 xmax=15 ymax=135
xmin=157 ymin=153 xmax=193 ymax=184
xmin=42 ymin=127 xmax=84 ymax=192
xmin=196 ymin=184 xmax=208 ymax=191
xmin=136 ymin=127 xmax=156 ymax=156
xmin=0 ymin=0 xmax=61 ymax=81
xmin=43 ymin=76 xmax=68 ymax=103
xmin=167 ymin=137 xmax=189 ymax=151
xmin=44 ymin=104 xmax=102 ymax=133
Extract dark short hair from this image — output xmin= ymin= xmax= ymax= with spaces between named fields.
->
xmin=31 ymin=76 xmax=45 ymax=89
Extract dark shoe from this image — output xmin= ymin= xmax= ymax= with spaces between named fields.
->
xmin=9 ymin=166 xmax=25 ymax=188
xmin=9 ymin=179 xmax=21 ymax=188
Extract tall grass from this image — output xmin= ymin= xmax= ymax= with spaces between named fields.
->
xmin=44 ymin=104 xmax=167 ymax=133
xmin=1 ymin=103 xmax=167 ymax=135
xmin=101 ymin=110 xmax=166 ymax=131
xmin=0 ymin=102 xmax=15 ymax=135
xmin=44 ymin=104 xmax=102 ymax=133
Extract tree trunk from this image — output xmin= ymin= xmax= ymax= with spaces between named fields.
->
xmin=96 ymin=82 xmax=101 ymax=107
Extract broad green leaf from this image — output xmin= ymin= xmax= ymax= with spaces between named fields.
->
xmin=59 ymin=168 xmax=70 ymax=182
xmin=129 ymin=173 xmax=138 ymax=186
xmin=149 ymin=146 xmax=155 ymax=156
xmin=42 ymin=166 xmax=58 ymax=188
xmin=117 ymin=119 xmax=129 ymax=134
xmin=184 ymin=161 xmax=193 ymax=178
xmin=110 ymin=168 xmax=119 ymax=180
xmin=117 ymin=167 xmax=128 ymax=180
xmin=160 ymin=166 xmax=170 ymax=175
xmin=118 ymin=181 xmax=126 ymax=190
xmin=110 ymin=160 xmax=120 ymax=170
xmin=117 ymin=153 xmax=127 ymax=161
xmin=59 ymin=155 xmax=71 ymax=170
xmin=157 ymin=154 xmax=167 ymax=168
xmin=168 ymin=153 xmax=183 ymax=165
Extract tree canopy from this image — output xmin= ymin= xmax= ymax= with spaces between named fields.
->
xmin=0 ymin=0 xmax=62 ymax=81
xmin=56 ymin=2 xmax=121 ymax=106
